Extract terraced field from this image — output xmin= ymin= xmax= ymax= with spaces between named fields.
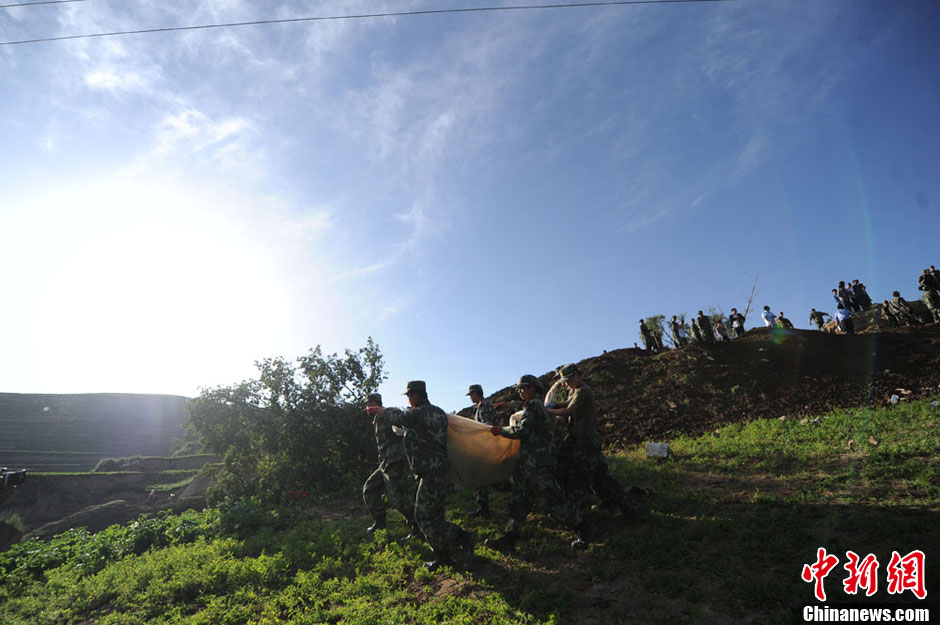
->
xmin=0 ymin=393 xmax=190 ymax=472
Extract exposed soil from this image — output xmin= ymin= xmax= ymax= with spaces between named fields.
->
xmin=0 ymin=463 xmax=215 ymax=543
xmin=477 ymin=323 xmax=940 ymax=449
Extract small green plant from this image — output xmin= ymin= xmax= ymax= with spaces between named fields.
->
xmin=0 ymin=513 xmax=25 ymax=533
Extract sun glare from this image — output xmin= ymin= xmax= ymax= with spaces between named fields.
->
xmin=26 ymin=178 xmax=293 ymax=395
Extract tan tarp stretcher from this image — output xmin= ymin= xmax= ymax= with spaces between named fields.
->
xmin=445 ymin=414 xmax=520 ymax=489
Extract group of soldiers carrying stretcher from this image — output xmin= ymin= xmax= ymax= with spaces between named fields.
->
xmin=361 ymin=364 xmax=639 ymax=571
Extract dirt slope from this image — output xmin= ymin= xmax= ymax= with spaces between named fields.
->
xmin=478 ymin=323 xmax=940 ymax=448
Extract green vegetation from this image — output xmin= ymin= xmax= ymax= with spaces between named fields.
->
xmin=0 ymin=513 xmax=25 ymax=533
xmin=187 ymin=338 xmax=386 ymax=503
xmin=2 ymin=397 xmax=936 ymax=624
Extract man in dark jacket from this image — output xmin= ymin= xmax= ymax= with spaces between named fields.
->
xmin=728 ymin=308 xmax=746 ymax=339
xmin=639 ymin=320 xmax=656 ymax=352
xmin=696 ymin=311 xmax=715 ymax=343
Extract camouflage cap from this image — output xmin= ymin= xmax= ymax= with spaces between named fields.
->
xmin=466 ymin=384 xmax=483 ymax=396
xmin=404 ymin=380 xmax=426 ymax=396
xmin=514 ymin=374 xmax=539 ymax=389
xmin=366 ymin=393 xmax=382 ymax=405
xmin=558 ymin=363 xmax=580 ymax=380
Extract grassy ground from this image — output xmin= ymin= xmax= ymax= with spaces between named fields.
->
xmin=2 ymin=397 xmax=937 ymax=624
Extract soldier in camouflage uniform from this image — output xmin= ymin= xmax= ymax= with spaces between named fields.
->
xmin=887 ymin=291 xmax=919 ymax=326
xmin=808 ymin=308 xmax=830 ymax=331
xmin=689 ymin=316 xmax=703 ymax=343
xmin=880 ymin=300 xmax=899 ymax=328
xmin=547 ymin=364 xmax=636 ymax=518
xmin=921 ymin=289 xmax=940 ymax=323
xmin=917 ymin=269 xmax=940 ymax=323
xmin=363 ymin=393 xmax=417 ymax=537
xmin=380 ymin=381 xmax=476 ymax=570
xmin=467 ymin=384 xmax=498 ymax=518
xmin=485 ymin=375 xmax=593 ymax=553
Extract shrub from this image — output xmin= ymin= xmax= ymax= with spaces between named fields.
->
xmin=187 ymin=338 xmax=386 ymax=503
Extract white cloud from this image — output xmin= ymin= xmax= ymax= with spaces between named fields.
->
xmin=84 ymin=68 xmax=147 ymax=92
xmin=362 ymin=295 xmax=412 ymax=323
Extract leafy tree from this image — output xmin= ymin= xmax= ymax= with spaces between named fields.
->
xmin=187 ymin=338 xmax=387 ymax=502
xmin=705 ymin=305 xmax=725 ymax=331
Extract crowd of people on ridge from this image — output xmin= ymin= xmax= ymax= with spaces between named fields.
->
xmin=637 ymin=265 xmax=939 ymax=349
xmin=362 ymin=365 xmax=639 ymax=571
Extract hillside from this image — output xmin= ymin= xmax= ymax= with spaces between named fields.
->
xmin=0 ymin=393 xmax=190 ymax=472
xmin=1 ymin=326 xmax=938 ymax=622
xmin=2 ymin=397 xmax=937 ymax=625
xmin=5 ymin=325 xmax=939 ymax=547
xmin=480 ymin=323 xmax=940 ymax=448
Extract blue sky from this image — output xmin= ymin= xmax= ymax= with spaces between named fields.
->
xmin=1 ymin=0 xmax=938 ymax=412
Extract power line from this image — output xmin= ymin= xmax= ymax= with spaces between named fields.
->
xmin=0 ymin=0 xmax=734 ymax=47
xmin=1 ymin=0 xmax=88 ymax=8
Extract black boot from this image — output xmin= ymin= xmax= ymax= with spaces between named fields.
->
xmin=401 ymin=522 xmax=421 ymax=542
xmin=619 ymin=500 xmax=639 ymax=517
xmin=467 ymin=504 xmax=491 ymax=519
xmin=571 ymin=520 xmax=595 ymax=550
xmin=423 ymin=549 xmax=452 ymax=571
xmin=458 ymin=530 xmax=477 ymax=569
xmin=484 ymin=531 xmax=518 ymax=554
xmin=366 ymin=515 xmax=386 ymax=534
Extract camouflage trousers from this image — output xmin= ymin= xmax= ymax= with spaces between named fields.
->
xmin=889 ymin=306 xmax=918 ymax=326
xmin=414 ymin=474 xmax=462 ymax=554
xmin=362 ymin=459 xmax=414 ymax=525
xmin=921 ymin=293 xmax=940 ymax=322
xmin=558 ymin=441 xmax=628 ymax=511
xmin=474 ymin=487 xmax=489 ymax=510
xmin=505 ymin=464 xmax=581 ymax=534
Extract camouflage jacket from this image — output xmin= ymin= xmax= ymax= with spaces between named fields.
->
xmin=497 ymin=398 xmax=555 ymax=469
xmin=888 ymin=296 xmax=913 ymax=316
xmin=373 ymin=407 xmax=406 ymax=469
xmin=689 ymin=319 xmax=703 ymax=341
xmin=385 ymin=400 xmax=449 ymax=477
xmin=922 ymin=289 xmax=940 ymax=309
xmin=809 ymin=310 xmax=828 ymax=326
xmin=473 ymin=399 xmax=498 ymax=426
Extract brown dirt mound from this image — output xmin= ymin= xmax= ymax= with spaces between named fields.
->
xmin=475 ymin=323 xmax=940 ymax=448
xmin=0 ymin=522 xmax=22 ymax=551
